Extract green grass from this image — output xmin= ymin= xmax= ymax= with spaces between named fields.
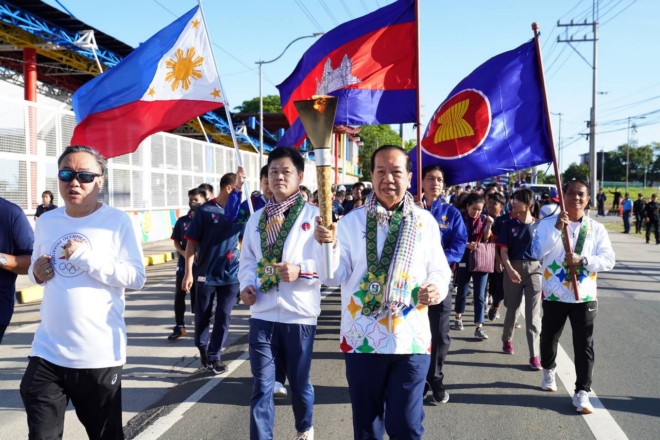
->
xmin=609 ymin=187 xmax=659 ymax=199
xmin=602 ymin=219 xmax=648 ymax=240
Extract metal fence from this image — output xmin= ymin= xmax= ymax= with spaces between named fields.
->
xmin=0 ymin=97 xmax=319 ymax=214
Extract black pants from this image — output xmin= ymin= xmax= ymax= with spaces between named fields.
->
xmin=597 ymin=202 xmax=605 ymax=216
xmin=427 ymin=293 xmax=452 ymax=384
xmin=646 ymin=220 xmax=659 ymax=244
xmin=174 ymin=271 xmax=196 ymax=327
xmin=540 ymin=301 xmax=597 ymax=393
xmin=20 ymin=356 xmax=123 ymax=440
xmin=488 ymin=271 xmax=504 ymax=308
xmin=0 ymin=323 xmax=7 ymax=344
xmin=634 ymin=214 xmax=644 ymax=234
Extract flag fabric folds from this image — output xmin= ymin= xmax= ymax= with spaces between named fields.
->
xmin=277 ymin=0 xmax=417 ymax=148
xmin=71 ymin=6 xmax=224 ymax=158
xmin=409 ymin=40 xmax=553 ymax=187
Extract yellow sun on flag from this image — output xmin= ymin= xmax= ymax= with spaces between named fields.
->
xmin=165 ymin=47 xmax=204 ymax=91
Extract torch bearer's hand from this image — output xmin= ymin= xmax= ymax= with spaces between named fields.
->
xmin=314 ymin=216 xmax=336 ymax=246
xmin=555 ymin=211 xmax=569 ymax=231
xmin=240 ymin=285 xmax=257 ymax=306
xmin=235 ymin=166 xmax=246 ymax=191
xmin=418 ymin=283 xmax=440 ymax=306
xmin=274 ymin=262 xmax=300 ymax=283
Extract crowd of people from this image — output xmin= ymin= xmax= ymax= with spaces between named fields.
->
xmin=0 ymin=144 xmax=625 ymax=439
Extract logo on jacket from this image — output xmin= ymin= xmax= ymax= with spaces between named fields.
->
xmin=301 ymin=222 xmax=311 ymax=231
xmin=49 ymin=233 xmax=91 ymax=278
xmin=211 ymin=213 xmax=220 ymax=223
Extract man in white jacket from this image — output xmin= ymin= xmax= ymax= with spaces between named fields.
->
xmin=239 ymin=147 xmax=320 ymax=440
xmin=315 ymin=145 xmax=451 ymax=440
xmin=532 ymin=178 xmax=615 ymax=414
xmin=21 ymin=145 xmax=146 ymax=439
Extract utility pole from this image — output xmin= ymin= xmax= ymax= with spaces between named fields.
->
xmin=557 ymin=0 xmax=599 ymax=201
xmin=551 ymin=112 xmax=563 ymax=173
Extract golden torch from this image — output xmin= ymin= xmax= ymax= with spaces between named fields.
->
xmin=294 ymin=95 xmax=338 ymax=275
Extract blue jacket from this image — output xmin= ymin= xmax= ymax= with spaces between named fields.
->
xmin=428 ymin=198 xmax=468 ymax=264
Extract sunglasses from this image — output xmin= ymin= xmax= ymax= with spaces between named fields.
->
xmin=58 ymin=170 xmax=102 ymax=184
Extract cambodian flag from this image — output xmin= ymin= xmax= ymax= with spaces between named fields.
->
xmin=277 ymin=0 xmax=417 ymax=148
xmin=71 ymin=6 xmax=224 ymax=158
xmin=409 ymin=40 xmax=553 ymax=187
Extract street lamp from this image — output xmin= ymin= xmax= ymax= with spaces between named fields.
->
xmin=256 ymin=33 xmax=323 ymax=169
xmin=626 ymin=115 xmax=646 ymax=193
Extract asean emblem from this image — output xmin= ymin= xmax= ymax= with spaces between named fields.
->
xmin=264 ymin=265 xmax=275 ymax=276
xmin=422 ymin=89 xmax=491 ymax=160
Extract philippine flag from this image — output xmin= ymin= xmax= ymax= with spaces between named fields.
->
xmin=409 ymin=40 xmax=553 ymax=188
xmin=277 ymin=0 xmax=417 ymax=148
xmin=71 ymin=6 xmax=224 ymax=159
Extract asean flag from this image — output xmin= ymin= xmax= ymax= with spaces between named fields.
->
xmin=71 ymin=6 xmax=224 ymax=159
xmin=410 ymin=40 xmax=553 ymax=187
xmin=277 ymin=0 xmax=417 ymax=148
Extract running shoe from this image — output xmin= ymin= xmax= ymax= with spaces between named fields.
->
xmin=450 ymin=319 xmax=464 ymax=331
xmin=503 ymin=340 xmax=514 ymax=354
xmin=572 ymin=390 xmax=594 ymax=414
xmin=210 ymin=360 xmax=228 ymax=375
xmin=529 ymin=356 xmax=542 ymax=371
xmin=541 ymin=368 xmax=557 ymax=392
xmin=273 ymin=381 xmax=288 ymax=398
xmin=474 ymin=327 xmax=489 ymax=340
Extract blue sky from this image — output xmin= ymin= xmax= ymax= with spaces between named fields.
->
xmin=43 ymin=0 xmax=659 ymax=173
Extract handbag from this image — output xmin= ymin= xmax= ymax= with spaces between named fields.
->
xmin=468 ymin=232 xmax=495 ymax=273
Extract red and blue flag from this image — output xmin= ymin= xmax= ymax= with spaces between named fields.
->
xmin=71 ymin=6 xmax=224 ymax=158
xmin=410 ymin=40 xmax=553 ymax=187
xmin=277 ymin=0 xmax=417 ymax=148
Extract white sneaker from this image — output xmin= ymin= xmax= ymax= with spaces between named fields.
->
xmin=572 ymin=390 xmax=594 ymax=414
xmin=541 ymin=368 xmax=557 ymax=392
xmin=294 ymin=426 xmax=314 ymax=440
xmin=273 ymin=381 xmax=288 ymax=398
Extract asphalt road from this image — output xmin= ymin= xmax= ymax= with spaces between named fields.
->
xmin=2 ymin=221 xmax=658 ymax=439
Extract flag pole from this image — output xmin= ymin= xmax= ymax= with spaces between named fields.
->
xmin=532 ymin=22 xmax=579 ymax=300
xmin=414 ymin=0 xmax=422 ymax=201
xmin=197 ymin=0 xmax=253 ymax=214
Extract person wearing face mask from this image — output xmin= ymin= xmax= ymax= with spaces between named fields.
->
xmin=168 ymin=187 xmax=207 ymax=341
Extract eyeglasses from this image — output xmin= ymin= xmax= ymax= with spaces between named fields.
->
xmin=58 ymin=170 xmax=101 ymax=184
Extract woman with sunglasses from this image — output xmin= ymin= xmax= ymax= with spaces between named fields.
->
xmin=21 ymin=145 xmax=146 ymax=439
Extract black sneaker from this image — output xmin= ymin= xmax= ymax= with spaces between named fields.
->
xmin=210 ymin=360 xmax=228 ymax=375
xmin=167 ymin=326 xmax=186 ymax=341
xmin=199 ymin=348 xmax=209 ymax=369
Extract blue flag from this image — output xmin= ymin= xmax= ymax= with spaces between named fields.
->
xmin=410 ymin=40 xmax=552 ymax=187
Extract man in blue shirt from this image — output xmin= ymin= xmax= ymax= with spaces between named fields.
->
xmin=183 ymin=169 xmax=244 ymax=373
xmin=621 ymin=193 xmax=633 ymax=233
xmin=168 ymin=188 xmax=206 ymax=340
xmin=0 ymin=197 xmax=34 ymax=343
xmin=420 ymin=165 xmax=467 ymax=403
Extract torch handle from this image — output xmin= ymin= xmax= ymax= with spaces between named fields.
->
xmin=315 ymin=148 xmax=334 ymax=231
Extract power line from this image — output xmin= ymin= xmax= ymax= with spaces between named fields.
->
xmin=601 ymin=0 xmax=639 ymax=26
xmin=294 ymin=0 xmax=325 ymax=32
xmin=339 ymin=0 xmax=353 ymax=19
xmin=318 ymin=0 xmax=339 ymax=25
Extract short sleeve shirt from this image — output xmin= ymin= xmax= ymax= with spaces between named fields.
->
xmin=171 ymin=213 xmax=193 ymax=272
xmin=0 ymin=197 xmax=34 ymax=325
xmin=496 ymin=217 xmax=539 ymax=261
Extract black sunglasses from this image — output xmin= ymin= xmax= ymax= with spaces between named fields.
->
xmin=58 ymin=170 xmax=102 ymax=184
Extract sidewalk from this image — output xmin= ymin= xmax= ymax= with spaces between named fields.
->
xmin=15 ymin=239 xmax=178 ymax=304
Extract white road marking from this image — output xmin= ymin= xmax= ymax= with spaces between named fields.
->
xmin=133 ymin=351 xmax=250 ymax=440
xmin=555 ymin=342 xmax=629 ymax=440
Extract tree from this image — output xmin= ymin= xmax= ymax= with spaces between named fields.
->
xmin=234 ymin=95 xmax=282 ymax=113
xmin=563 ymin=162 xmax=591 ymax=182
xmin=357 ymin=125 xmax=402 ymax=181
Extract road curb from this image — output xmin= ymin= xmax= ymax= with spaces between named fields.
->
xmin=15 ymin=251 xmax=177 ymax=305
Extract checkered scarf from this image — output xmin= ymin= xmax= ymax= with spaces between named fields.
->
xmin=264 ymin=190 xmax=300 ymax=251
xmin=365 ymin=191 xmax=419 ymax=309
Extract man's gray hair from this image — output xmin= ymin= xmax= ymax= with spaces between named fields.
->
xmin=57 ymin=145 xmax=107 ymax=175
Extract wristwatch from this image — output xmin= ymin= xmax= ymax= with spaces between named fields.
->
xmin=580 ymin=256 xmax=588 ymax=267
xmin=0 ymin=253 xmax=7 ymax=268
